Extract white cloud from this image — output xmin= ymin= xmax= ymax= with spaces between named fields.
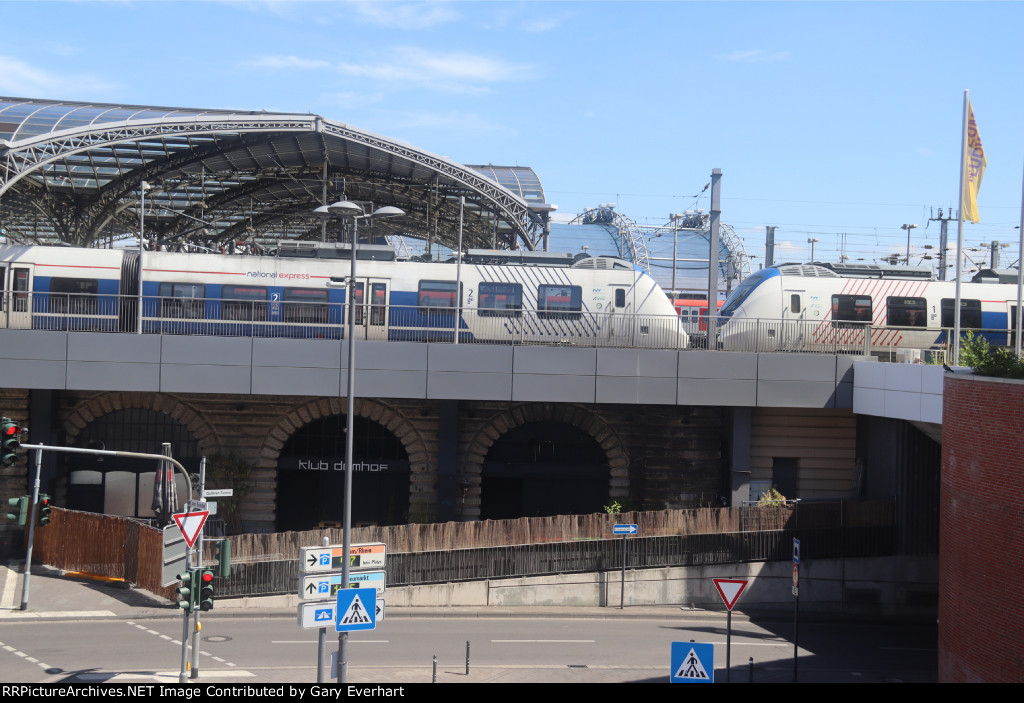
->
xmin=0 ymin=56 xmax=115 ymax=97
xmin=323 ymin=91 xmax=386 ymax=109
xmin=717 ymin=50 xmax=789 ymax=64
xmin=338 ymin=47 xmax=533 ymax=92
xmin=246 ymin=55 xmax=332 ymax=70
xmin=345 ymin=1 xmax=459 ymax=29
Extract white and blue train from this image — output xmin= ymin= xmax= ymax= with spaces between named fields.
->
xmin=0 ymin=244 xmax=688 ymax=348
xmin=718 ymin=262 xmax=1023 ymax=353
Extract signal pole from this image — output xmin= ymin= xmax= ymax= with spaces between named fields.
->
xmin=929 ymin=208 xmax=956 ymax=281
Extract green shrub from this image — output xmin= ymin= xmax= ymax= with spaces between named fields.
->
xmin=959 ymin=331 xmax=1024 ymax=379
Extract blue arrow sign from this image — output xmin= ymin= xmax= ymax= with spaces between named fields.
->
xmin=613 ymin=524 xmax=638 ymax=535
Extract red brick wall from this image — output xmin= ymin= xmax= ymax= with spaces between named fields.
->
xmin=939 ymin=375 xmax=1024 ymax=682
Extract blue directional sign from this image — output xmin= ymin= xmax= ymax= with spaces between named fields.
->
xmin=613 ymin=524 xmax=638 ymax=535
xmin=336 ymin=588 xmax=377 ymax=632
xmin=671 ymin=641 xmax=714 ymax=683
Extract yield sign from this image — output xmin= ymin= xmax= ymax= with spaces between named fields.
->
xmin=712 ymin=578 xmax=748 ymax=611
xmin=172 ymin=510 xmax=209 ymax=548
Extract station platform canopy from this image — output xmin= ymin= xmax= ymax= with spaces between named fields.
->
xmin=0 ymin=97 xmax=554 ymax=252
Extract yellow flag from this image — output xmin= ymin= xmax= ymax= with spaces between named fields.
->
xmin=962 ymin=102 xmax=986 ymax=223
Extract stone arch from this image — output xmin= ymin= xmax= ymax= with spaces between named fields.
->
xmin=461 ymin=403 xmax=630 ymax=521
xmin=62 ymin=392 xmax=219 ymax=455
xmin=257 ymin=397 xmax=432 ymax=523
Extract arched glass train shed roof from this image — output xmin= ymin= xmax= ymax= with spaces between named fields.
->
xmin=0 ymin=97 xmax=552 ymax=251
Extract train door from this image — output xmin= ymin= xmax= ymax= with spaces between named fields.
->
xmin=609 ymin=287 xmax=632 ymax=345
xmin=780 ymin=289 xmax=807 ymax=350
xmin=352 ymin=278 xmax=389 ymax=341
xmin=3 ymin=265 xmax=33 ymax=329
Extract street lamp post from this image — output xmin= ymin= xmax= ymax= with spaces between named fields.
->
xmin=901 ymin=224 xmax=918 ymax=266
xmin=314 ymin=201 xmax=403 ymax=685
xmin=807 ymin=238 xmax=819 ymax=263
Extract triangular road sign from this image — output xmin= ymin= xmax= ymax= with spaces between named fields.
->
xmin=712 ymin=578 xmax=748 ymax=611
xmin=173 ymin=510 xmax=209 ymax=548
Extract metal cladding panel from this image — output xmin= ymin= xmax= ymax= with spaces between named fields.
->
xmin=67 ymin=332 xmax=161 ymax=363
xmin=596 ymin=348 xmax=639 ymax=376
xmin=637 ymin=349 xmax=680 ymax=378
xmin=512 ymin=374 xmax=595 ymax=403
xmin=161 ymin=335 xmax=253 ymax=366
xmin=427 ymin=344 xmax=513 ymax=373
xmin=160 ymin=364 xmax=253 ymax=394
xmin=678 ymin=378 xmax=756 ymax=406
xmin=252 ymin=338 xmax=341 ymax=369
xmin=358 ymin=341 xmax=428 ymax=371
xmin=512 ymin=346 xmax=597 ymax=375
xmin=596 ymin=376 xmax=639 ymax=404
xmin=356 ymin=369 xmax=427 ymax=399
xmin=679 ymin=351 xmax=758 ymax=379
xmin=0 ymin=359 xmax=67 ymax=388
xmin=757 ymin=380 xmax=837 ymax=408
xmin=252 ymin=366 xmax=342 ymax=397
xmin=427 ymin=371 xmax=512 ymax=400
xmin=758 ymin=353 xmax=837 ymax=382
xmin=66 ymin=361 xmax=160 ymax=391
xmin=0 ymin=330 xmax=68 ymax=361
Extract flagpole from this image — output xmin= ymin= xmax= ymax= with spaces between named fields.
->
xmin=1016 ymin=158 xmax=1024 ymax=357
xmin=953 ymin=90 xmax=969 ymax=365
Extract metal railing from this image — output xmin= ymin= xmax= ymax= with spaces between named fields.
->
xmin=4 ymin=289 xmax=1013 ymax=357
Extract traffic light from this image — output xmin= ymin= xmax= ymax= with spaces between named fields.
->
xmin=6 ymin=495 xmax=28 ymax=525
xmin=1 ymin=418 xmax=20 ymax=467
xmin=175 ymin=570 xmax=196 ymax=613
xmin=198 ymin=569 xmax=215 ymax=612
xmin=37 ymin=494 xmax=51 ymax=526
xmin=213 ymin=540 xmax=231 ymax=578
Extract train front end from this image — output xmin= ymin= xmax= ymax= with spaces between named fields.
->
xmin=717 ymin=268 xmax=782 ymax=351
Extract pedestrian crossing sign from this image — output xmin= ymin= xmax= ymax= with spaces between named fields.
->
xmin=335 ymin=588 xmax=377 ymax=632
xmin=670 ymin=641 xmax=714 ymax=683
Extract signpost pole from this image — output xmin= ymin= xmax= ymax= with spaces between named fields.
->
xmin=179 ymin=545 xmax=191 ymax=685
xmin=792 ymin=537 xmax=800 ymax=683
xmin=191 ymin=454 xmax=205 ymax=680
xmin=318 ymin=536 xmax=328 ymax=684
xmin=620 ymin=532 xmax=626 ymax=609
xmin=19 ymin=445 xmax=43 ymax=611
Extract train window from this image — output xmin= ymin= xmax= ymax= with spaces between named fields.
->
xmin=538 ymin=284 xmax=582 ymax=319
xmin=887 ymin=297 xmax=926 ymax=327
xmin=283 ymin=288 xmax=329 ymax=324
xmin=158 ymin=282 xmax=206 ymax=319
xmin=790 ymin=295 xmax=801 ymax=314
xmin=50 ymin=277 xmax=98 ymax=315
xmin=831 ymin=294 xmax=872 ymax=327
xmin=369 ymin=283 xmax=387 ymax=326
xmin=12 ymin=269 xmax=29 ymax=313
xmin=941 ymin=298 xmax=981 ymax=328
xmin=418 ymin=281 xmax=461 ymax=312
xmin=615 ymin=289 xmax=626 ymax=308
xmin=221 ymin=285 xmax=268 ymax=321
xmin=479 ymin=282 xmax=523 ymax=316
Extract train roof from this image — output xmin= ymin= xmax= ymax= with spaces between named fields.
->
xmin=772 ymin=262 xmax=934 ymax=280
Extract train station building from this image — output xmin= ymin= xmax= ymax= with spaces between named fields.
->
xmin=0 ymin=97 xmax=937 ymax=542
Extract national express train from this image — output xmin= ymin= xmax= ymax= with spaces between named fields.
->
xmin=717 ymin=262 xmax=1024 ymax=354
xmin=0 ymin=244 xmax=689 ymax=348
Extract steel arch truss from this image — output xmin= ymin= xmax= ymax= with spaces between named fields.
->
xmin=0 ymin=110 xmax=541 ymax=250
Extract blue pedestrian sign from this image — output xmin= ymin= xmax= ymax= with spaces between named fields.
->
xmin=613 ymin=524 xmax=638 ymax=535
xmin=336 ymin=588 xmax=377 ymax=632
xmin=671 ymin=642 xmax=714 ymax=683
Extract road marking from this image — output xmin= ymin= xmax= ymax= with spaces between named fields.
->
xmin=0 ymin=639 xmax=56 ymax=674
xmin=272 ymin=639 xmax=389 ymax=644
xmin=1 ymin=563 xmax=17 ymax=609
xmin=122 ymin=621 xmax=242 ymax=670
xmin=492 ymin=639 xmax=596 ymax=643
xmin=76 ymin=670 xmax=256 ymax=682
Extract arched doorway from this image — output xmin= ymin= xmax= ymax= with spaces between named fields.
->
xmin=66 ymin=408 xmax=200 ymax=518
xmin=276 ymin=414 xmax=410 ymax=531
xmin=481 ymin=421 xmax=609 ymax=519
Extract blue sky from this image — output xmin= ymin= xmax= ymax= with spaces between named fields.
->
xmin=3 ymin=1 xmax=1023 ymax=275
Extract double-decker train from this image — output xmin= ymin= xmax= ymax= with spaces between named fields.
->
xmin=717 ymin=262 xmax=1022 ymax=353
xmin=0 ymin=244 xmax=689 ymax=349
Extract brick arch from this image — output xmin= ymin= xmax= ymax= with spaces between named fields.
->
xmin=460 ymin=403 xmax=630 ymax=521
xmin=257 ymin=398 xmax=431 ymax=521
xmin=62 ymin=392 xmax=219 ymax=455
